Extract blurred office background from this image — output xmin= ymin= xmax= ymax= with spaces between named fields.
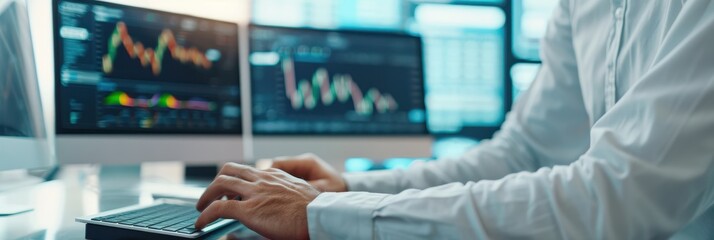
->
xmin=249 ymin=0 xmax=555 ymax=159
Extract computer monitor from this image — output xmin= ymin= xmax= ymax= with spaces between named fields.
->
xmin=0 ymin=0 xmax=52 ymax=172
xmin=512 ymin=0 xmax=558 ymax=61
xmin=52 ymin=0 xmax=243 ymax=164
xmin=249 ymin=25 xmax=432 ymax=163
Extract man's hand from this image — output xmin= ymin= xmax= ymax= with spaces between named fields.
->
xmin=269 ymin=153 xmax=347 ymax=192
xmin=195 ymin=163 xmax=320 ymax=240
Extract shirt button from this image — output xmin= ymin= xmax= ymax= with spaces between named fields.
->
xmin=615 ymin=7 xmax=624 ymax=19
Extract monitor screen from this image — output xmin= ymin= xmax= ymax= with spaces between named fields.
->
xmin=412 ymin=4 xmax=506 ymax=134
xmin=249 ymin=26 xmax=427 ymax=135
xmin=1 ymin=0 xmax=36 ymax=138
xmin=512 ymin=0 xmax=558 ymax=61
xmin=53 ymin=0 xmax=241 ymax=134
xmin=1 ymin=0 xmax=51 ymax=171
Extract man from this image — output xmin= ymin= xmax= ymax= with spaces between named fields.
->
xmin=194 ymin=0 xmax=714 ymax=239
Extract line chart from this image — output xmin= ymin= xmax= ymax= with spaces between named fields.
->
xmin=102 ymin=21 xmax=213 ymax=76
xmin=281 ymin=58 xmax=399 ymax=115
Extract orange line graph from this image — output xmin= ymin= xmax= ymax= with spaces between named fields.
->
xmin=102 ymin=21 xmax=212 ymax=76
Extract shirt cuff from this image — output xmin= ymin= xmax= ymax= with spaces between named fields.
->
xmin=343 ymin=170 xmax=402 ymax=193
xmin=307 ymin=192 xmax=390 ymax=240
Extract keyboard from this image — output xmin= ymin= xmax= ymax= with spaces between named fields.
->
xmin=76 ymin=201 xmax=235 ymax=239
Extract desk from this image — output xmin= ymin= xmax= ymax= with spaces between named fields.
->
xmin=0 ymin=164 xmax=263 ymax=240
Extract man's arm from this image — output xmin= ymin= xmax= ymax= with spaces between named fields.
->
xmin=309 ymin=1 xmax=714 ymax=238
xmin=343 ymin=0 xmax=589 ymax=194
xmin=194 ymin=2 xmax=587 ymax=236
xmin=195 ymin=2 xmax=714 ymax=238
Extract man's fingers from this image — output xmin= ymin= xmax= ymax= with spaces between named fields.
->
xmin=196 ymin=175 xmax=252 ymax=211
xmin=269 ymin=156 xmax=299 ymax=169
xmin=195 ymin=200 xmax=243 ymax=230
xmin=272 ymin=153 xmax=314 ymax=161
xmin=218 ymin=162 xmax=259 ymax=182
xmin=271 ymin=157 xmax=316 ymax=179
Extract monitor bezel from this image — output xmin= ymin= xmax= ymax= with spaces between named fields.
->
xmin=52 ymin=0 xmax=243 ymax=135
xmin=248 ymin=24 xmax=429 ymax=136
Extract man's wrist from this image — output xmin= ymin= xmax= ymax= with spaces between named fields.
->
xmin=342 ymin=170 xmax=402 ymax=193
xmin=307 ymin=192 xmax=390 ymax=239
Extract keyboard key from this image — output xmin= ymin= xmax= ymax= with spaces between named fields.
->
xmin=133 ymin=222 xmax=154 ymax=228
xmin=129 ymin=217 xmax=151 ymax=222
xmin=173 ymin=219 xmax=198 ymax=228
xmin=103 ymin=218 xmax=123 ymax=223
xmin=162 ymin=222 xmax=192 ymax=232
xmin=148 ymin=223 xmax=172 ymax=230
xmin=178 ymin=227 xmax=198 ymax=234
xmin=172 ymin=215 xmax=198 ymax=223
xmin=149 ymin=218 xmax=186 ymax=229
xmin=113 ymin=216 xmax=138 ymax=221
xmin=149 ymin=219 xmax=191 ymax=230
xmin=146 ymin=217 xmax=168 ymax=223
xmin=119 ymin=219 xmax=144 ymax=225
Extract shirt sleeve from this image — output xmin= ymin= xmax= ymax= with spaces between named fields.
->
xmin=343 ymin=0 xmax=590 ymax=195
xmin=309 ymin=1 xmax=714 ymax=239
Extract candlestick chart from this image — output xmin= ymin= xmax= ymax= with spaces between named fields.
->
xmin=102 ymin=21 xmax=213 ymax=76
xmin=281 ymin=58 xmax=398 ymax=116
xmin=249 ymin=25 xmax=426 ymax=134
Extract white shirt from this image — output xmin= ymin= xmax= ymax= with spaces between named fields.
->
xmin=307 ymin=0 xmax=714 ymax=239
